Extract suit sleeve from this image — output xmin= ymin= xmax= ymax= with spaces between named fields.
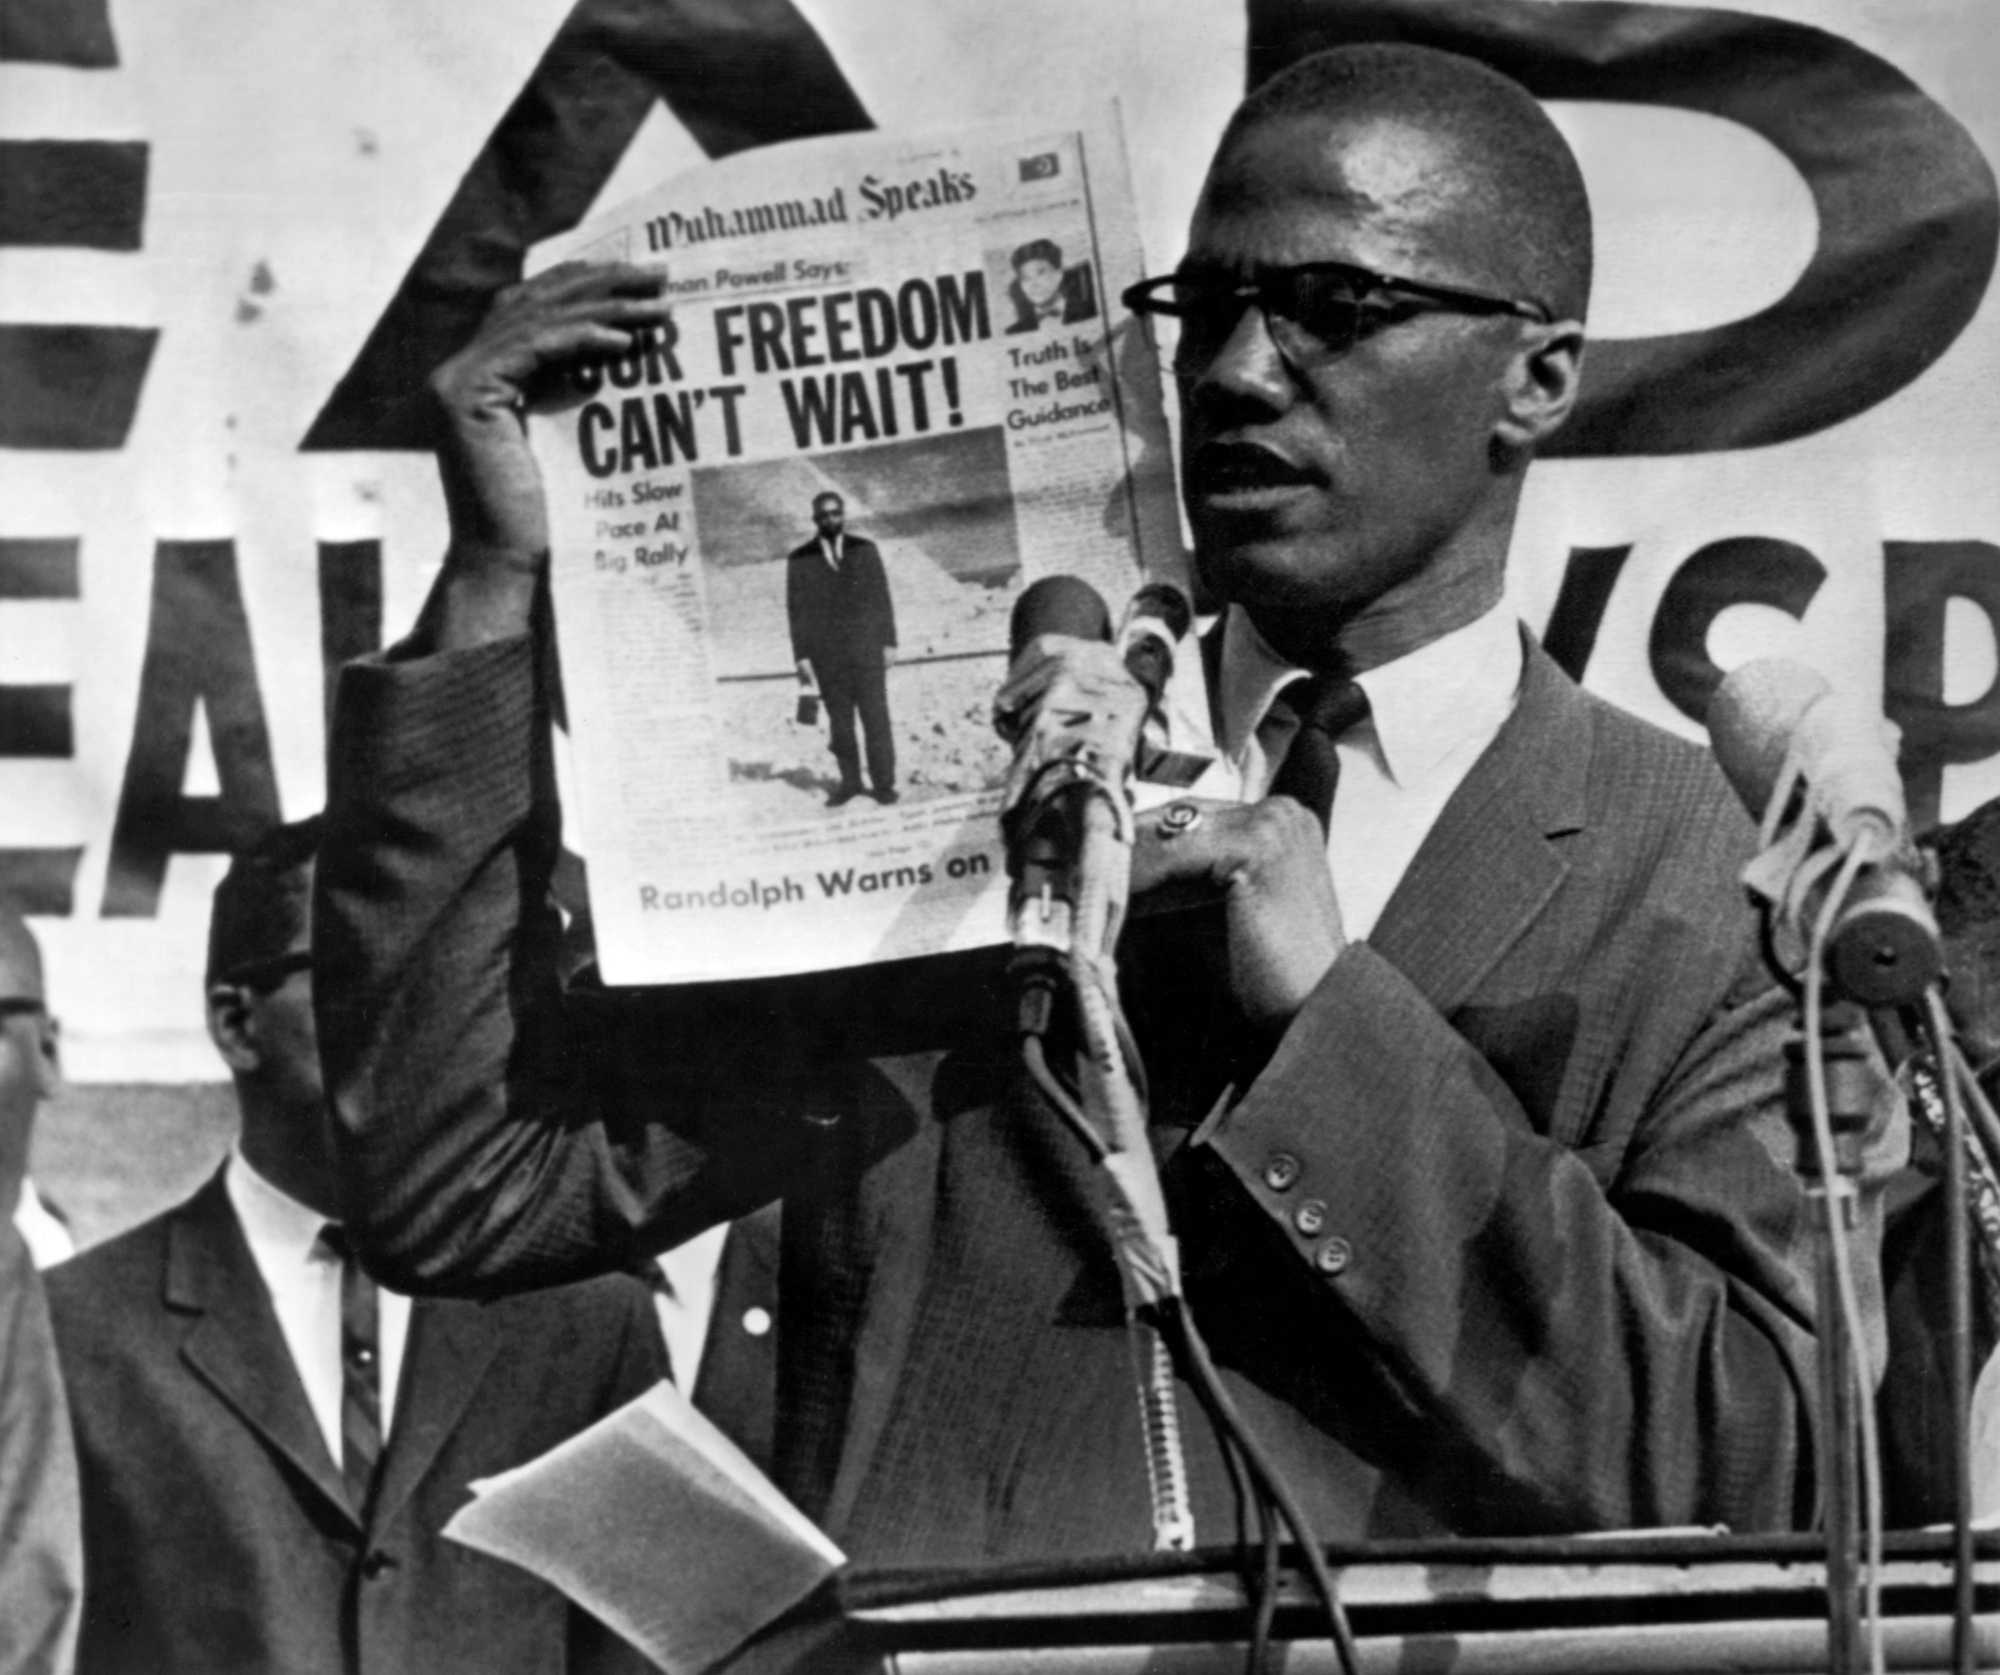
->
xmin=858 ymin=541 xmax=895 ymax=650
xmin=0 ymin=1227 xmax=81 ymax=1675
xmin=785 ymin=552 xmax=810 ymax=666
xmin=315 ymin=635 xmax=870 ymax=1297
xmin=1199 ymin=787 xmax=1901 ymax=1534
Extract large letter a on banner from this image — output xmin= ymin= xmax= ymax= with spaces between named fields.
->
xmin=304 ymin=0 xmax=871 ymax=454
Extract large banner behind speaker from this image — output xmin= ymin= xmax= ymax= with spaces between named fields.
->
xmin=3 ymin=0 xmax=1997 ymax=1075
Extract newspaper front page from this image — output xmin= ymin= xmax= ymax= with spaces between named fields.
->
xmin=528 ymin=111 xmax=1186 ymax=985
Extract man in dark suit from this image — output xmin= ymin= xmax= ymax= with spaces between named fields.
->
xmin=0 ymin=1220 xmax=78 ymax=1675
xmin=0 ymin=911 xmax=71 ymax=1274
xmin=45 ymin=820 xmax=665 ymax=1675
xmin=0 ymin=911 xmax=80 ymax=1675
xmin=786 ymin=491 xmax=898 ymax=806
xmin=315 ymin=45 xmax=1901 ymax=1561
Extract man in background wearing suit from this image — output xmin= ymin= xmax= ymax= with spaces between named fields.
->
xmin=46 ymin=820 xmax=665 ymax=1675
xmin=0 ymin=1220 xmax=78 ymax=1675
xmin=787 ymin=490 xmax=899 ymax=806
xmin=0 ymin=912 xmax=73 ymax=1272
xmin=316 ymin=45 xmax=1902 ymax=1559
xmin=0 ymin=910 xmax=79 ymax=1675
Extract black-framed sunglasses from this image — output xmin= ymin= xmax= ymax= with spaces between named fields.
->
xmin=217 ymin=950 xmax=313 ymax=994
xmin=0 ymin=997 xmax=46 ymax=1022
xmin=1122 ymin=261 xmax=1550 ymax=367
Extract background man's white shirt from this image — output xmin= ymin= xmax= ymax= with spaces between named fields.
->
xmin=12 ymin=1180 xmax=74 ymax=1270
xmin=1212 ymin=603 xmax=1523 ymax=939
xmin=224 ymin=1148 xmax=413 ymax=1462
xmin=652 ymin=1223 xmax=731 ymax=1389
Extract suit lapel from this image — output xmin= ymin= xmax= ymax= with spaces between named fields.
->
xmin=1368 ymin=637 xmax=1593 ymax=1011
xmin=367 ymin=1298 xmax=500 ymax=1530
xmin=168 ymin=1173 xmax=359 ymax=1531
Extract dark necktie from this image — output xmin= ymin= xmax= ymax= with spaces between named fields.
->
xmin=638 ymin=1258 xmax=679 ymax=1387
xmin=1265 ymin=675 xmax=1370 ymax=833
xmin=318 ymin=1224 xmax=383 ymax=1513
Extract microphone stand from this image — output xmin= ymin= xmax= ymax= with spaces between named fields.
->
xmin=1009 ymin=798 xmax=1363 ymax=1675
xmin=1004 ymin=747 xmax=1363 ymax=1675
xmin=1786 ymin=999 xmax=1876 ymax=1675
xmin=1006 ymin=753 xmax=1195 ymax=1555
xmin=1067 ymin=796 xmax=1197 ymax=1555
xmin=997 ymin=605 xmax=1360 ymax=1673
xmin=1711 ymin=669 xmax=1977 ymax=1674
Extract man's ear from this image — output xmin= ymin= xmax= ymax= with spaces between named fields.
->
xmin=1493 ymin=319 xmax=1585 ymax=460
xmin=206 ymin=982 xmax=260 ymax=1075
xmin=30 ymin=1013 xmax=62 ymax=1101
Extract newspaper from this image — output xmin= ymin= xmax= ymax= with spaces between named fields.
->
xmin=527 ymin=110 xmax=1189 ymax=986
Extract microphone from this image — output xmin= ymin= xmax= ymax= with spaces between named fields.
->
xmin=1117 ymin=582 xmax=1192 ymax=705
xmin=1010 ymin=574 xmax=1114 ymax=661
xmin=1117 ymin=582 xmax=1211 ymax=790
xmin=1002 ymin=577 xmax=1125 ymax=960
xmin=1707 ymin=657 xmax=1940 ymax=1006
xmin=1708 ymin=659 xmax=1907 ymax=855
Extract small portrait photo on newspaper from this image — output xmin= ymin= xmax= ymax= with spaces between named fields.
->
xmin=694 ymin=429 xmax=1023 ymax=818
xmin=998 ymin=233 xmax=1100 ymax=335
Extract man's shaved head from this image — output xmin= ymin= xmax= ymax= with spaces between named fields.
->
xmin=1176 ymin=39 xmax=1592 ymax=669
xmin=1220 ymin=43 xmax=1593 ymax=323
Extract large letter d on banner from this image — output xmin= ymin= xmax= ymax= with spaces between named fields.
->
xmin=1247 ymin=0 xmax=2000 ymax=457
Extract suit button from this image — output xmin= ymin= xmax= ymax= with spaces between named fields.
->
xmin=800 ymin=1109 xmax=841 ymax=1129
xmin=1262 ymin=1153 xmax=1301 ymax=1192
xmin=1314 ymin=1237 xmax=1353 ymax=1278
xmin=360 ymin=1550 xmax=398 ymax=1580
xmin=1292 ymin=1199 xmax=1327 ymax=1237
xmin=742 ymin=1307 xmax=772 ymax=1337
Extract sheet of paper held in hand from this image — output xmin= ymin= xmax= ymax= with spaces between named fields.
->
xmin=445 ymin=1378 xmax=844 ymax=1673
xmin=527 ymin=109 xmax=1190 ymax=985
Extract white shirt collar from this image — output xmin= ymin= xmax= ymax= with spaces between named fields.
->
xmin=222 ymin=1143 xmax=413 ymax=1453
xmin=1217 ymin=601 xmax=1523 ymax=787
xmin=224 ymin=1144 xmax=335 ymax=1267
xmin=12 ymin=1177 xmax=74 ymax=1268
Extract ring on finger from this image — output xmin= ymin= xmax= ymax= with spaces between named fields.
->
xmin=1157 ymin=802 xmax=1204 ymax=840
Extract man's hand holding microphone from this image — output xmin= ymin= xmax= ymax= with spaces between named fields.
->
xmin=994 ymin=578 xmax=1347 ymax=1039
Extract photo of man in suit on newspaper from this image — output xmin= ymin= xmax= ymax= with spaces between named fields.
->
xmin=786 ymin=492 xmax=900 ymax=807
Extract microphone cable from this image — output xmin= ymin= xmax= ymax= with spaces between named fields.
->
xmin=1014 ymin=945 xmax=1361 ymax=1675
xmin=1149 ymin=1290 xmax=1362 ymax=1675
xmin=1001 ymin=579 xmax=1357 ymax=1672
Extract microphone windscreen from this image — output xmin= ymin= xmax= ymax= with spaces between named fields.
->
xmin=1706 ymin=657 xmax=1832 ymax=820
xmin=1708 ymin=656 xmax=1905 ymax=847
xmin=1010 ymin=575 xmax=1112 ymax=661
xmin=1122 ymin=581 xmax=1193 ymax=642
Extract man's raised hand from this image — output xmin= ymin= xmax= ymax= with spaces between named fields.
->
xmin=423 ymin=262 xmax=672 ymax=647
